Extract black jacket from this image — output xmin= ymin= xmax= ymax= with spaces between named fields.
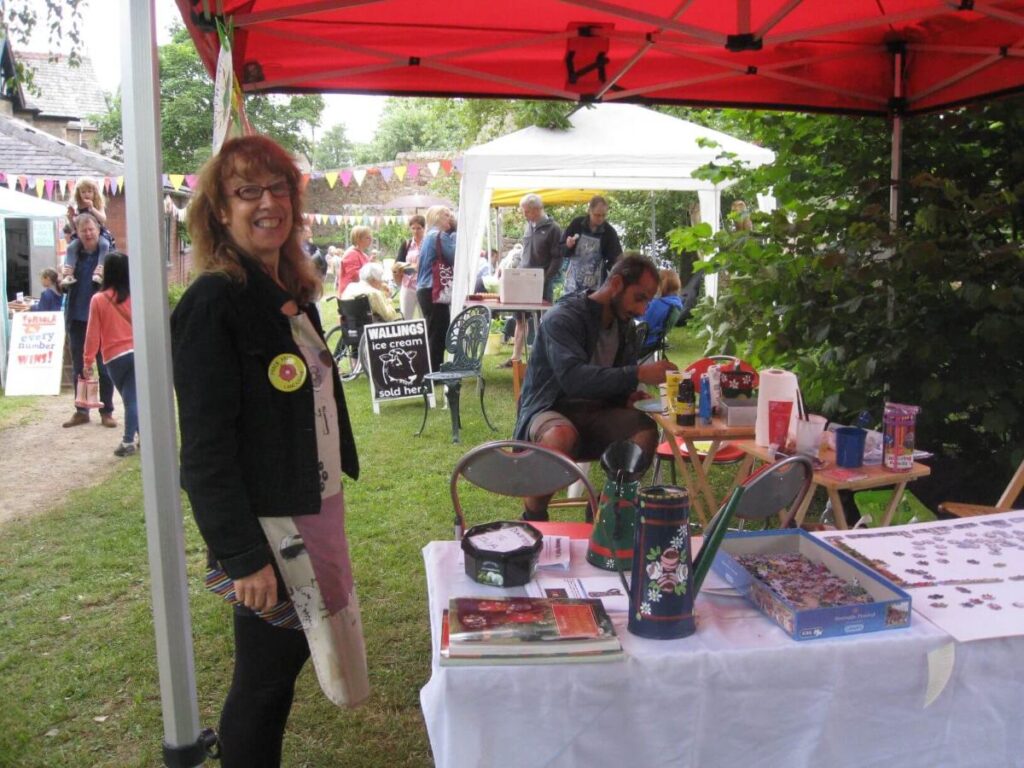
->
xmin=171 ymin=259 xmax=359 ymax=579
xmin=521 ymin=216 xmax=563 ymax=282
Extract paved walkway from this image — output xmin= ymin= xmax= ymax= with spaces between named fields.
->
xmin=0 ymin=389 xmax=128 ymax=526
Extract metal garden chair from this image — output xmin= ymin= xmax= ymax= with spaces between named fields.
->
xmin=417 ymin=304 xmax=497 ymax=443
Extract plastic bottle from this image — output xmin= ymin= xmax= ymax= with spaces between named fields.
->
xmin=698 ymin=373 xmax=712 ymax=425
xmin=676 ymin=373 xmax=696 ymax=427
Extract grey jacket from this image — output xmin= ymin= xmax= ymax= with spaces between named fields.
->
xmin=520 ymin=216 xmax=563 ymax=283
xmin=513 ymin=290 xmax=641 ymax=441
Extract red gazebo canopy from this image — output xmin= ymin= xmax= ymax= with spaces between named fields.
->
xmin=176 ymin=0 xmax=1024 ymax=116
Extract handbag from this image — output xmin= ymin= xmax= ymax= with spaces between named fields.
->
xmin=431 ymin=233 xmax=453 ymax=305
xmin=74 ymin=376 xmax=101 ymax=409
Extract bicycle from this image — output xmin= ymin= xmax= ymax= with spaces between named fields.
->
xmin=324 ymin=295 xmax=371 ymax=382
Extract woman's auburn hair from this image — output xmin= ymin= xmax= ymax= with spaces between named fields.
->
xmin=187 ymin=135 xmax=320 ymax=305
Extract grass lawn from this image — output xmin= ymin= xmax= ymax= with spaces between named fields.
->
xmin=0 ymin=387 xmax=40 ymax=429
xmin=0 ymin=321 xmax=747 ymax=767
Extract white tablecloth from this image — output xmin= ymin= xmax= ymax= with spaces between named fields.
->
xmin=420 ymin=539 xmax=1024 ymax=768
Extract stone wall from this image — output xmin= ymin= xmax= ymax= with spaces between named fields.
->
xmin=303 ymin=152 xmax=459 ymax=249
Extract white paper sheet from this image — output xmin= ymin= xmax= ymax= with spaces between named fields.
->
xmin=527 ymin=575 xmax=631 ymax=613
xmin=820 ymin=510 xmax=1024 ymax=642
xmin=537 ymin=536 xmax=571 ymax=569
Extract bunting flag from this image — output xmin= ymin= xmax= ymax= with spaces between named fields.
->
xmin=0 ymin=157 xmax=464 ymax=200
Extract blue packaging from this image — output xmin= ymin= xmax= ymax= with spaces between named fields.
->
xmin=711 ymin=529 xmax=911 ymax=640
xmin=698 ymin=374 xmax=712 ymax=425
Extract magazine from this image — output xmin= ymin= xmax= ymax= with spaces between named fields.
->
xmin=442 ymin=597 xmax=622 ymax=663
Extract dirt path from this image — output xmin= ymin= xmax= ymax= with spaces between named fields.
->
xmin=0 ymin=389 xmax=128 ymax=527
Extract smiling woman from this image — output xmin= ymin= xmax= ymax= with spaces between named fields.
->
xmin=169 ymin=134 xmax=368 ymax=766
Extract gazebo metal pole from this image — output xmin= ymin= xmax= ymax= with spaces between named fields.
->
xmin=889 ymin=45 xmax=905 ymax=232
xmin=121 ymin=1 xmax=208 ymax=765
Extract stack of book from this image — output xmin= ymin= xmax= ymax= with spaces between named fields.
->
xmin=440 ymin=596 xmax=624 ymax=666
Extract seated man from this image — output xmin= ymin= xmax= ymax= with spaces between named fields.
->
xmin=341 ymin=261 xmax=402 ymax=322
xmin=513 ymin=254 xmax=678 ymax=520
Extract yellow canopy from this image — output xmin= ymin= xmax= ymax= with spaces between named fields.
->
xmin=489 ymin=188 xmax=603 ymax=208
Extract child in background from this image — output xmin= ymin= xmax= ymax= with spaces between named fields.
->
xmin=61 ymin=179 xmax=115 ymax=287
xmin=31 ymin=268 xmax=63 ymax=312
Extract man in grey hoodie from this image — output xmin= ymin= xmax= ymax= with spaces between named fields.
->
xmin=503 ymin=193 xmax=563 ymax=368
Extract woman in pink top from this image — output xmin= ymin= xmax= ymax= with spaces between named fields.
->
xmin=84 ymin=251 xmax=138 ymax=456
xmin=335 ymin=226 xmax=372 ymax=296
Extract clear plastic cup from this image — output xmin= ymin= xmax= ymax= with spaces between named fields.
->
xmin=795 ymin=415 xmax=827 ymax=458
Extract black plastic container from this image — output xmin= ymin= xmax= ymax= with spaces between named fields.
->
xmin=461 ymin=521 xmax=543 ymax=587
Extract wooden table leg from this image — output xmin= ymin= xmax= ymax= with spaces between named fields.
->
xmin=512 ymin=360 xmax=525 ymax=403
xmin=728 ymin=455 xmax=756 ymax=508
xmin=826 ymin=487 xmax=848 ymax=530
xmin=792 ymin=485 xmax=816 ymax=527
xmin=880 ymin=481 xmax=910 ymax=527
xmin=666 ymin=436 xmax=709 ymax=526
xmin=685 ymin=438 xmax=723 ymax=524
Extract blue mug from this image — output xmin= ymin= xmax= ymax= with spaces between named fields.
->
xmin=834 ymin=427 xmax=867 ymax=468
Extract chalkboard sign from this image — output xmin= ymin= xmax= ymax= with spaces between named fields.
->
xmin=364 ymin=319 xmax=433 ymax=410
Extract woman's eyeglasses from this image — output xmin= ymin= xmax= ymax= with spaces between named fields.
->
xmin=231 ymin=181 xmax=292 ymax=201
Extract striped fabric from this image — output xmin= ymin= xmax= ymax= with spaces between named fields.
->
xmin=204 ymin=567 xmax=302 ymax=630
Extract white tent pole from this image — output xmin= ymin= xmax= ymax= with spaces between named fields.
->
xmin=121 ymin=1 xmax=207 ymax=766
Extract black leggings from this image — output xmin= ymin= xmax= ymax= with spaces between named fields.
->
xmin=218 ymin=611 xmax=310 ymax=768
xmin=417 ymin=287 xmax=450 ymax=372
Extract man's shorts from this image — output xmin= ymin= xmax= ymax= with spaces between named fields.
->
xmin=527 ymin=399 xmax=656 ymax=462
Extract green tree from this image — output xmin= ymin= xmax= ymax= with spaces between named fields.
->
xmin=312 ymin=123 xmax=355 ymax=169
xmin=92 ymin=26 xmax=323 ymax=171
xmin=669 ymin=98 xmax=1024 ymax=508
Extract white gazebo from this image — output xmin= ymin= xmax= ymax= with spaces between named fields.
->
xmin=453 ymin=103 xmax=775 ymax=312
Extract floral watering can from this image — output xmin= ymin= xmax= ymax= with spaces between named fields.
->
xmin=622 ymin=484 xmax=746 ymax=640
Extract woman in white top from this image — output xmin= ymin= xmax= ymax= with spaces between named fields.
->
xmin=393 ymin=214 xmax=425 ymax=320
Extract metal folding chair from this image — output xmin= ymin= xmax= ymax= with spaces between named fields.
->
xmin=450 ymin=439 xmax=600 ymax=538
xmin=704 ymin=454 xmax=814 ymax=532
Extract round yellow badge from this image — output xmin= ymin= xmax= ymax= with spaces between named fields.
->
xmin=268 ymin=354 xmax=307 ymax=392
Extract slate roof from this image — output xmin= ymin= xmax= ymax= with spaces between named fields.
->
xmin=15 ymin=51 xmax=109 ymax=122
xmin=0 ymin=114 xmax=121 ymax=177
